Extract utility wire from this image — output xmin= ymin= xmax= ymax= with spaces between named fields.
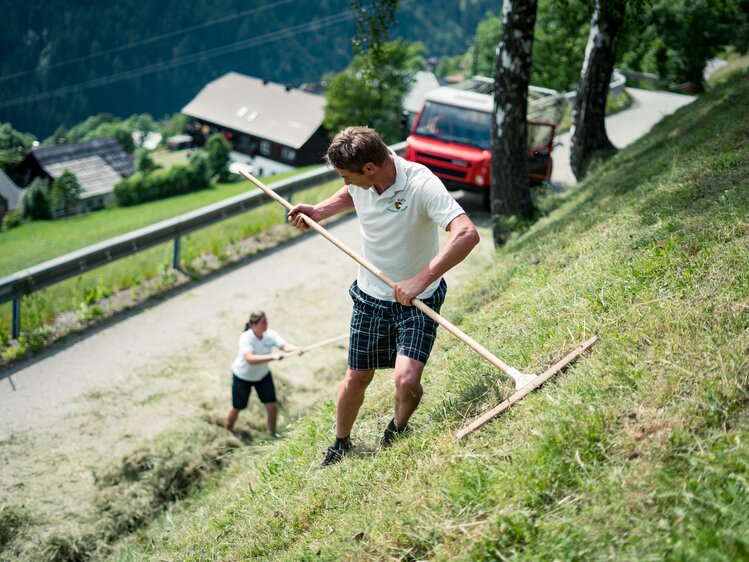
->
xmin=0 ymin=11 xmax=354 ymax=110
xmin=0 ymin=0 xmax=296 ymax=84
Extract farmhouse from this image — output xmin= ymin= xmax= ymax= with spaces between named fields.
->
xmin=14 ymin=137 xmax=135 ymax=212
xmin=182 ymin=72 xmax=329 ymax=176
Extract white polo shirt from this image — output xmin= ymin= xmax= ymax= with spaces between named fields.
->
xmin=231 ymin=328 xmax=286 ymax=381
xmin=347 ymin=153 xmax=465 ymax=301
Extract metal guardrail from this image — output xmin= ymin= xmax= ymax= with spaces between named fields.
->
xmin=0 ymin=141 xmax=407 ymax=339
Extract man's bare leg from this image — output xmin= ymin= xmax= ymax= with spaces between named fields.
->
xmin=335 ymin=368 xmax=375 ymax=438
xmin=393 ymin=355 xmax=426 ymax=428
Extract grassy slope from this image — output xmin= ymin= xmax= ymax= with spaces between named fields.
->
xmin=109 ymin=73 xmax=749 ymax=561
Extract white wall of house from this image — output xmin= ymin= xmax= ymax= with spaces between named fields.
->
xmin=229 ymin=150 xmax=294 ymax=177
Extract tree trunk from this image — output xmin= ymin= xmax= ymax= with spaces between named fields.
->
xmin=569 ymin=0 xmax=626 ymax=181
xmin=491 ymin=0 xmax=538 ymax=246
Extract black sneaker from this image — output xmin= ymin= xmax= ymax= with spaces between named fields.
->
xmin=380 ymin=419 xmax=408 ymax=448
xmin=320 ymin=436 xmax=352 ymax=467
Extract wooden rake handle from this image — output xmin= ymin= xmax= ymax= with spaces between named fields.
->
xmin=302 ymin=333 xmax=348 ymax=352
xmin=241 ymin=171 xmax=522 ymax=382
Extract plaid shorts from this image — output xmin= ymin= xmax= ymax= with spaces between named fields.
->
xmin=348 ymin=279 xmax=447 ymax=370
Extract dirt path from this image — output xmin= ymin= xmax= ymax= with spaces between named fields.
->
xmin=0 ymin=206 xmax=494 ymax=536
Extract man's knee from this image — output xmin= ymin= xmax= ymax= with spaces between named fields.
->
xmin=394 ymin=363 xmax=423 ymax=395
xmin=264 ymin=402 xmax=278 ymax=413
xmin=342 ymin=369 xmax=374 ymax=392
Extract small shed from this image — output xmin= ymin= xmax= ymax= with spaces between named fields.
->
xmin=166 ymin=134 xmax=194 ymax=151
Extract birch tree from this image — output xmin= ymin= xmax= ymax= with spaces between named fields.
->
xmin=491 ymin=0 xmax=538 ymax=246
xmin=569 ymin=0 xmax=627 ymax=180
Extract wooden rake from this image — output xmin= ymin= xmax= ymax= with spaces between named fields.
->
xmin=276 ymin=333 xmax=349 ymax=360
xmin=241 ymin=171 xmax=598 ymax=438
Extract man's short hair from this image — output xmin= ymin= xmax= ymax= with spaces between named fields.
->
xmin=325 ymin=126 xmax=389 ymax=173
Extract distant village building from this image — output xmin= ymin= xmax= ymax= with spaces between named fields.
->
xmin=166 ymin=134 xmax=194 ymax=151
xmin=0 ymin=169 xmax=23 ymax=221
xmin=14 ymin=137 xmax=135 ymax=213
xmin=181 ymin=72 xmax=329 ymax=176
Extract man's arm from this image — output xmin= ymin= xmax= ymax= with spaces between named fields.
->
xmin=392 ymin=213 xmax=480 ymax=306
xmin=287 ymin=185 xmax=355 ymax=231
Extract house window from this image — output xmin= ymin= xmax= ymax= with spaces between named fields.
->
xmin=260 ymin=141 xmax=271 ymax=156
xmin=281 ymin=147 xmax=296 ymax=162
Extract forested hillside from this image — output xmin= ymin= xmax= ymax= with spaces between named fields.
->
xmin=0 ymin=0 xmax=495 ymax=137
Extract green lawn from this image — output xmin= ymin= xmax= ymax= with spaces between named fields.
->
xmin=0 ymin=164 xmax=322 ymax=277
xmin=82 ymin=72 xmax=749 ymax=560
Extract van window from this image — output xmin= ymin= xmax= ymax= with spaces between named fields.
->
xmin=413 ymin=101 xmax=492 ymax=150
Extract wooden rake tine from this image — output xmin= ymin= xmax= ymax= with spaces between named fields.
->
xmin=241 ymin=171 xmax=598 ymax=437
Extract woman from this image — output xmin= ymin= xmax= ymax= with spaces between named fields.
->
xmin=225 ymin=311 xmax=302 ymax=434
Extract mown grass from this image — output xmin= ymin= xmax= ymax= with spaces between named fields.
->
xmin=89 ymin=70 xmax=749 ymax=561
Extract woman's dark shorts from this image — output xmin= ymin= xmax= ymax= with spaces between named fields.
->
xmin=232 ymin=372 xmax=277 ymax=409
xmin=348 ymin=279 xmax=447 ymax=370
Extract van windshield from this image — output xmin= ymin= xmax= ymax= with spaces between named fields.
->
xmin=413 ymin=101 xmax=492 ymax=150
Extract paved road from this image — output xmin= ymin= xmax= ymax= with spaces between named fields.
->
xmin=551 ymin=87 xmax=695 ymax=186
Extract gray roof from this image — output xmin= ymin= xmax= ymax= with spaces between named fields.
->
xmin=31 ymin=137 xmax=134 ymax=198
xmin=0 ymin=169 xmax=22 ymax=211
xmin=182 ymin=72 xmax=326 ymax=150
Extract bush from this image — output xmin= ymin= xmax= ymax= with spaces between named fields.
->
xmin=113 ymin=152 xmax=212 ymax=206
xmin=49 ymin=170 xmax=83 ymax=216
xmin=134 ymin=148 xmax=161 ymax=174
xmin=2 ymin=208 xmax=24 ymax=230
xmin=20 ymin=177 xmax=51 ymax=220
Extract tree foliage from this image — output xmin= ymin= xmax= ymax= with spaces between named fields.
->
xmin=0 ymin=122 xmax=36 ymax=173
xmin=351 ymin=0 xmax=399 ymax=76
xmin=0 ymin=0 xmax=495 ymax=138
xmin=20 ymin=178 xmax=51 ymax=220
xmin=324 ymin=41 xmax=425 ymax=143
xmin=467 ymin=13 xmax=502 ymax=78
xmin=134 ymin=148 xmax=161 ymax=175
xmin=48 ymin=170 xmax=83 ymax=216
xmin=467 ymin=0 xmax=594 ymax=91
xmin=204 ymin=133 xmax=232 ymax=181
xmin=621 ymin=0 xmax=749 ymax=91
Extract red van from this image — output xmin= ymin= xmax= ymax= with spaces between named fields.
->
xmin=405 ymin=77 xmax=564 ymax=208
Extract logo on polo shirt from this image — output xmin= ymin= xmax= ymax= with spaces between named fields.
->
xmin=386 ymin=198 xmax=408 ymax=213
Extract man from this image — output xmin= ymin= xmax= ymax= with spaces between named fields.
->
xmin=288 ymin=126 xmax=479 ymax=466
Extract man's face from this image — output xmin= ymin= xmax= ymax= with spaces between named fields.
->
xmin=335 ymin=164 xmax=374 ymax=188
